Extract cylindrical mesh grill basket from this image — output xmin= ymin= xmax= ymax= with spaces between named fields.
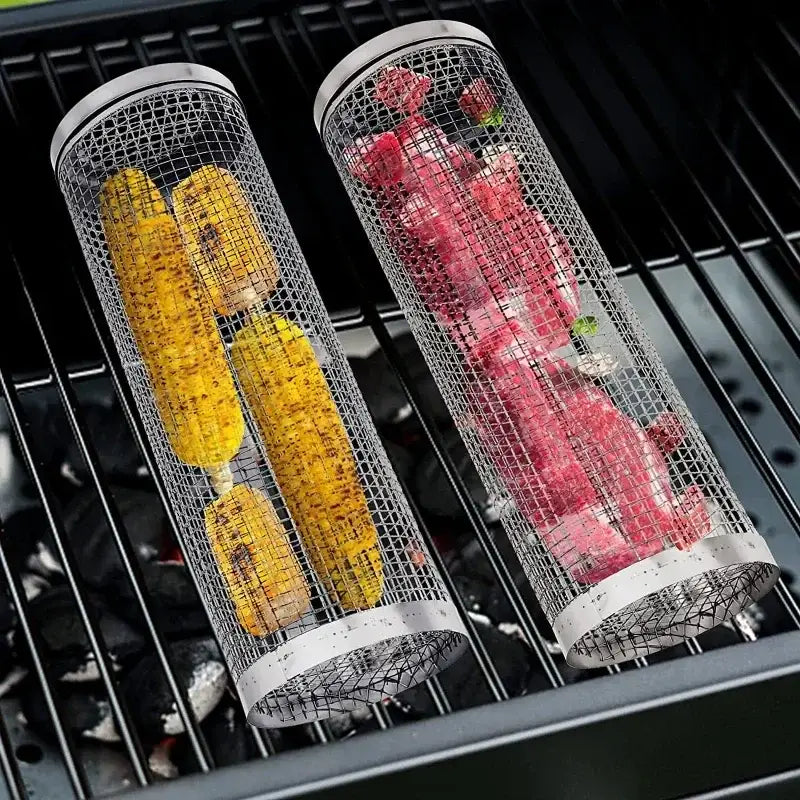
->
xmin=314 ymin=21 xmax=780 ymax=667
xmin=51 ymin=63 xmax=467 ymax=726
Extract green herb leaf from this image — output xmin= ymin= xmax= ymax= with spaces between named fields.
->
xmin=572 ymin=315 xmax=599 ymax=336
xmin=478 ymin=108 xmax=504 ymax=127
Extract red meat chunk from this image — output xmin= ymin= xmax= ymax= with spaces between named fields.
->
xmin=459 ymin=78 xmax=501 ymax=125
xmin=646 ymin=410 xmax=688 ymax=455
xmin=466 ymin=150 xmax=525 ymax=221
xmin=343 ymin=132 xmax=404 ymax=188
xmin=373 ymin=66 xmax=432 ymax=115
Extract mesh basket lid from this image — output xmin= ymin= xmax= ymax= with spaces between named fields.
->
xmin=50 ymin=63 xmax=238 ymax=172
xmin=313 ymin=19 xmax=494 ymax=133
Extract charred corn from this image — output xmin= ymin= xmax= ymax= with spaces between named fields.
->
xmin=98 ymin=166 xmax=167 ymax=223
xmin=231 ymin=313 xmax=383 ymax=610
xmin=173 ymin=165 xmax=279 ymax=316
xmin=100 ymin=169 xmax=244 ymax=486
xmin=205 ymin=485 xmax=311 ymax=636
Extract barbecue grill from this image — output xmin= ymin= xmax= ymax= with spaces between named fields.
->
xmin=0 ymin=0 xmax=798 ymax=798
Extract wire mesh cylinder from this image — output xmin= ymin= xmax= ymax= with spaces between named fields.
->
xmin=315 ymin=21 xmax=780 ymax=667
xmin=51 ymin=63 xmax=467 ymax=726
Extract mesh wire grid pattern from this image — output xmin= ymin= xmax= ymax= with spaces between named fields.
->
xmin=319 ymin=24 xmax=780 ymax=666
xmin=54 ymin=73 xmax=467 ymax=727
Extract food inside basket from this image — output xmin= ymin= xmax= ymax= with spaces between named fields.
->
xmin=100 ymin=168 xmax=244 ymax=495
xmin=232 ymin=312 xmax=384 ymax=610
xmin=344 ymin=69 xmax=712 ymax=583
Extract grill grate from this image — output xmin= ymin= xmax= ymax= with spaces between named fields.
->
xmin=0 ymin=0 xmax=797 ymax=797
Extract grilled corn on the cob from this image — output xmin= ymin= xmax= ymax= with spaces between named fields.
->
xmin=99 ymin=166 xmax=168 ymax=222
xmin=173 ymin=165 xmax=279 ymax=316
xmin=231 ymin=313 xmax=383 ymax=610
xmin=100 ymin=169 xmax=244 ymax=488
xmin=205 ymin=485 xmax=311 ymax=636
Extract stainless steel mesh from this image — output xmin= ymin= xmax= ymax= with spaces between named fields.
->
xmin=53 ymin=64 xmax=467 ymax=727
xmin=316 ymin=21 xmax=780 ymax=667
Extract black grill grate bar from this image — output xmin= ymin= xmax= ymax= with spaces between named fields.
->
xmin=402 ymin=470 xmax=511 ymax=701
xmin=754 ymin=34 xmax=800 ymax=125
xmin=678 ymin=11 xmax=800 ymax=200
xmin=12 ymin=246 xmax=219 ymax=773
xmin=0 ymin=256 xmax=154 ymax=789
xmin=291 ymin=8 xmax=326 ymax=74
xmin=0 ymin=514 xmax=90 ymax=799
xmin=424 ymin=673 xmax=452 ymax=715
xmin=0 ymin=695 xmax=25 ymax=800
xmin=38 ymin=52 xmax=66 ymax=115
xmin=85 ymin=43 xmax=109 ymax=82
xmin=604 ymin=0 xmax=800 ymax=350
xmin=264 ymin=18 xmax=313 ymax=98
xmin=288 ymin=2 xmax=566 ymax=689
xmin=377 ymin=0 xmax=401 ymax=26
xmin=775 ymin=19 xmax=800 ymax=74
xmin=0 ymin=305 xmax=149 ymax=794
xmin=776 ymin=19 xmax=800 ymax=54
xmin=0 ymin=64 xmax=19 ymax=128
xmin=399 ymin=484 xmax=510 ymax=702
xmin=333 ymin=2 xmax=360 ymax=42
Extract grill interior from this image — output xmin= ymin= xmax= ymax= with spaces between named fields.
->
xmin=0 ymin=0 xmax=798 ymax=797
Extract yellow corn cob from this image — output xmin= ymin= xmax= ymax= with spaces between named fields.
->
xmin=100 ymin=169 xmax=244 ymax=488
xmin=205 ymin=485 xmax=311 ymax=636
xmin=97 ymin=167 xmax=168 ymax=224
xmin=231 ymin=313 xmax=383 ymax=611
xmin=173 ymin=165 xmax=279 ymax=316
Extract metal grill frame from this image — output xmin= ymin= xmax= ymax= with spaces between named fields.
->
xmin=315 ymin=19 xmax=780 ymax=666
xmin=52 ymin=62 xmax=466 ymax=727
xmin=0 ymin=0 xmax=798 ymax=798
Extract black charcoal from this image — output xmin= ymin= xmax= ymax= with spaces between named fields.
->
xmin=447 ymin=537 xmax=540 ymax=626
xmin=381 ymin=439 xmax=415 ymax=484
xmin=27 ymin=397 xmax=144 ymax=489
xmin=323 ymin=705 xmax=382 ymax=739
xmin=350 ymin=334 xmax=450 ymax=428
xmin=61 ymin=401 xmax=145 ymax=484
xmin=1 ymin=506 xmax=61 ymax=581
xmin=122 ymin=637 xmax=227 ymax=737
xmin=394 ymin=618 xmax=536 ymax=716
xmin=20 ymin=678 xmax=119 ymax=742
xmin=413 ymin=428 xmax=489 ymax=523
xmin=113 ymin=561 xmax=209 ymax=639
xmin=17 ymin=585 xmax=144 ymax=682
xmin=63 ymin=485 xmax=168 ymax=590
xmin=173 ymin=697 xmax=259 ymax=773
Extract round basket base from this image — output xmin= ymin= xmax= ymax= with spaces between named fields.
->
xmin=553 ymin=532 xmax=780 ymax=668
xmin=237 ymin=600 xmax=468 ymax=727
